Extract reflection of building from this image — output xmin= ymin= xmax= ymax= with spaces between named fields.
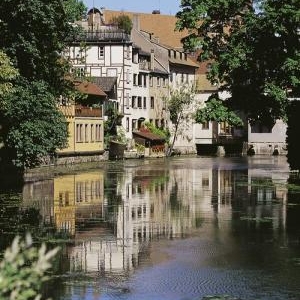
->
xmin=22 ymin=171 xmax=105 ymax=237
xmin=23 ymin=158 xmax=290 ymax=279
xmin=22 ymin=180 xmax=54 ymax=225
xmin=54 ymin=171 xmax=104 ymax=235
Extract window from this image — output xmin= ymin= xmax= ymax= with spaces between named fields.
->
xmin=126 ymin=45 xmax=130 ymax=59
xmin=202 ymin=177 xmax=209 ymax=187
xmin=220 ymin=121 xmax=231 ymax=134
xmin=85 ymin=124 xmax=88 ymax=142
xmin=71 ymin=67 xmax=85 ymax=78
xmin=143 ymin=74 xmax=147 ymax=87
xmin=137 ymin=97 xmax=142 ymax=108
xmin=163 ymin=77 xmax=167 ymax=87
xmin=132 ymin=119 xmax=137 ymax=130
xmin=76 ymin=124 xmax=83 ymax=142
xmin=157 ymin=77 xmax=161 ymax=86
xmin=143 ymin=97 xmax=147 ymax=109
xmin=150 ymin=75 xmax=153 ymax=87
xmin=126 ymin=117 xmax=129 ymax=132
xmin=133 ymin=74 xmax=138 ymax=85
xmin=132 ymin=96 xmax=136 ymax=108
xmin=202 ymin=121 xmax=209 ymax=130
xmin=150 ymin=96 xmax=154 ymax=109
xmin=95 ymin=124 xmax=102 ymax=141
xmin=98 ymin=46 xmax=104 ymax=59
xmin=90 ymin=124 xmax=94 ymax=142
xmin=206 ymin=63 xmax=212 ymax=73
xmin=126 ymin=69 xmax=130 ymax=84
xmin=250 ymin=122 xmax=272 ymax=133
xmin=126 ymin=93 xmax=130 ymax=109
xmin=138 ymin=74 xmax=143 ymax=86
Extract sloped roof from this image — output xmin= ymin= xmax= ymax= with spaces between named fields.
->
xmin=74 ymin=80 xmax=107 ymax=96
xmin=92 ymin=77 xmax=117 ymax=92
xmin=169 ymin=57 xmax=200 ymax=68
xmin=103 ymin=10 xmax=188 ymax=49
xmin=133 ymin=131 xmax=165 ymax=141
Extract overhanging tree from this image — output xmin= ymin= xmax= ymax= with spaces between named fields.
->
xmin=176 ymin=0 xmax=300 ymax=126
xmin=0 ymin=0 xmax=87 ymax=169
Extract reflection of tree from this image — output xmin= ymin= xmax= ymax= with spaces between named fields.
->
xmin=286 ymin=174 xmax=300 ymax=236
xmin=169 ymin=180 xmax=181 ymax=211
xmin=104 ymin=170 xmax=122 ymax=223
xmin=0 ymin=195 xmax=40 ymax=250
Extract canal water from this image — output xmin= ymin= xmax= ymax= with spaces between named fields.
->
xmin=1 ymin=155 xmax=300 ymax=300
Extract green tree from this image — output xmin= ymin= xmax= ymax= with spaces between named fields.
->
xmin=286 ymin=101 xmax=300 ymax=172
xmin=0 ymin=79 xmax=68 ymax=169
xmin=110 ymin=14 xmax=133 ymax=34
xmin=194 ymin=95 xmax=243 ymax=126
xmin=165 ymin=85 xmax=195 ymax=156
xmin=0 ymin=0 xmax=86 ymax=169
xmin=0 ymin=51 xmax=19 ymax=97
xmin=62 ymin=0 xmax=87 ymax=23
xmin=176 ymin=0 xmax=300 ymax=126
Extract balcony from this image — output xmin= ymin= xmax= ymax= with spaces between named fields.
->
xmin=70 ymin=30 xmax=130 ymax=43
xmin=75 ymin=106 xmax=103 ymax=118
xmin=139 ymin=61 xmax=150 ymax=71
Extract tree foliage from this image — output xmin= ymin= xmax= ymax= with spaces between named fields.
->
xmin=194 ymin=95 xmax=243 ymax=126
xmin=62 ymin=0 xmax=87 ymax=23
xmin=0 ymin=234 xmax=59 ymax=300
xmin=144 ymin=121 xmax=170 ymax=142
xmin=176 ymin=0 xmax=300 ymax=125
xmin=0 ymin=0 xmax=86 ymax=169
xmin=165 ymin=85 xmax=195 ymax=154
xmin=110 ymin=14 xmax=133 ymax=34
xmin=0 ymin=79 xmax=68 ymax=169
xmin=0 ymin=51 xmax=19 ymax=97
xmin=286 ymin=101 xmax=300 ymax=172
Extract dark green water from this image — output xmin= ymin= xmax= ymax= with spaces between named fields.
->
xmin=1 ymin=155 xmax=300 ymax=300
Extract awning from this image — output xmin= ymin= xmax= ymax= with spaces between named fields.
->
xmin=132 ymin=131 xmax=165 ymax=142
xmin=74 ymin=80 xmax=107 ymax=97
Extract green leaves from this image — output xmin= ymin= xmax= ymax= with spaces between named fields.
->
xmin=0 ymin=0 xmax=85 ymax=169
xmin=110 ymin=14 xmax=133 ymax=34
xmin=176 ymin=0 xmax=300 ymax=124
xmin=0 ymin=51 xmax=19 ymax=97
xmin=1 ymin=79 xmax=68 ymax=169
xmin=194 ymin=96 xmax=243 ymax=126
xmin=0 ymin=233 xmax=59 ymax=300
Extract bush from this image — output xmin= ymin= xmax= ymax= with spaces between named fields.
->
xmin=0 ymin=234 xmax=59 ymax=300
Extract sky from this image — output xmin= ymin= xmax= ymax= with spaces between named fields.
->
xmin=82 ymin=0 xmax=182 ymax=15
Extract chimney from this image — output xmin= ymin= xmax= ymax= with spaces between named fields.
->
xmin=150 ymin=49 xmax=155 ymax=71
xmin=132 ymin=14 xmax=140 ymax=31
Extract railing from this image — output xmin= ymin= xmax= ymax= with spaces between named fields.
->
xmin=59 ymin=105 xmax=75 ymax=117
xmin=139 ymin=61 xmax=150 ymax=70
xmin=75 ymin=106 xmax=103 ymax=118
xmin=70 ymin=30 xmax=130 ymax=42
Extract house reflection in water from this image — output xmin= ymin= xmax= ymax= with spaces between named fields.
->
xmin=53 ymin=171 xmax=104 ymax=236
xmin=22 ymin=159 xmax=289 ymax=276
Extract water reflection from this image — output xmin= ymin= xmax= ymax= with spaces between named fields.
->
xmin=17 ymin=156 xmax=300 ymax=299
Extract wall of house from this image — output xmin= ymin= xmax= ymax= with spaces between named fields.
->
xmin=248 ymin=120 xmax=287 ymax=155
xmin=58 ymin=105 xmax=105 ymax=155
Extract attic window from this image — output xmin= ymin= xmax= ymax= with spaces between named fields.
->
xmin=206 ymin=63 xmax=212 ymax=73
